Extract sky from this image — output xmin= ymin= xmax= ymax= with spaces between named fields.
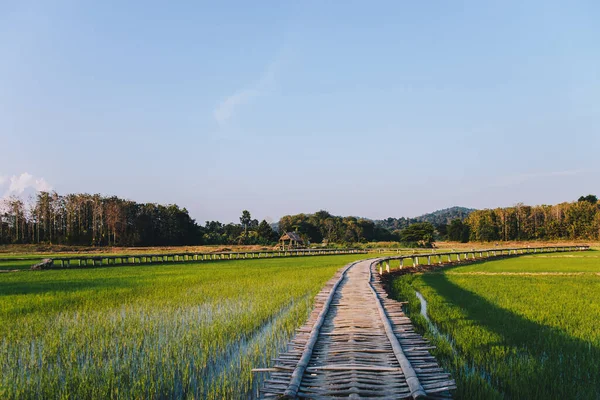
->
xmin=1 ymin=1 xmax=599 ymax=223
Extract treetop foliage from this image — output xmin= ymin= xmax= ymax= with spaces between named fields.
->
xmin=0 ymin=192 xmax=277 ymax=246
xmin=277 ymin=210 xmax=397 ymax=245
xmin=578 ymin=194 xmax=598 ymax=204
xmin=465 ymin=197 xmax=599 ymax=242
xmin=375 ymin=206 xmax=475 ymax=231
xmin=1 ymin=191 xmax=597 ymax=246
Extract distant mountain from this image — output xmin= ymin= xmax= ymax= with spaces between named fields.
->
xmin=375 ymin=206 xmax=476 ymax=231
xmin=273 ymin=206 xmax=476 ymax=234
xmin=413 ymin=206 xmax=476 ymax=225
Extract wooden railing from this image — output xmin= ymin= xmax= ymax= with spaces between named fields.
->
xmin=374 ymin=245 xmax=590 ymax=274
xmin=46 ymin=248 xmax=367 ymax=268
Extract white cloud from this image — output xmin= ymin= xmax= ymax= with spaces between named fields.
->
xmin=213 ymin=89 xmax=259 ymax=125
xmin=3 ymin=172 xmax=52 ymax=196
xmin=213 ymin=54 xmax=283 ymax=126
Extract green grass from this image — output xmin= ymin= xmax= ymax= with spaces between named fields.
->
xmin=0 ymin=251 xmax=371 ymax=271
xmin=390 ymin=250 xmax=600 ymax=399
xmin=449 ymin=251 xmax=600 ymax=273
xmin=0 ymin=254 xmax=370 ymax=399
xmin=0 ymin=253 xmax=144 ymax=270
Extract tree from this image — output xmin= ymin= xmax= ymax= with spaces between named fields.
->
xmin=466 ymin=209 xmax=500 ymax=242
xmin=240 ymin=210 xmax=252 ymax=236
xmin=257 ymin=220 xmax=277 ymax=243
xmin=447 ymin=219 xmax=470 ymax=243
xmin=399 ymin=222 xmax=435 ymax=247
xmin=578 ymin=194 xmax=598 ymax=205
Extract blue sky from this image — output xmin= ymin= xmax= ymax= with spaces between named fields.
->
xmin=1 ymin=1 xmax=599 ymax=223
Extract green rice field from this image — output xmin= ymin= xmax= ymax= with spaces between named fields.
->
xmin=0 ymin=254 xmax=370 ymax=399
xmin=390 ymin=250 xmax=600 ymax=399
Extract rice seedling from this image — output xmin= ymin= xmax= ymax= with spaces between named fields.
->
xmin=389 ymin=250 xmax=600 ymax=399
xmin=0 ymin=254 xmax=368 ymax=399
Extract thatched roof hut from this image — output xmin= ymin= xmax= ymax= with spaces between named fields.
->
xmin=279 ymin=232 xmax=304 ymax=250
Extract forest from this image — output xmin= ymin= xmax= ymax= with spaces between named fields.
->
xmin=0 ymin=193 xmax=277 ymax=246
xmin=375 ymin=206 xmax=475 ymax=231
xmin=456 ymin=195 xmax=600 ymax=242
xmin=0 ymin=192 xmax=598 ymax=246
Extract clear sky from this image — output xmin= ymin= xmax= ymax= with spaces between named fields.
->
xmin=1 ymin=1 xmax=599 ymax=223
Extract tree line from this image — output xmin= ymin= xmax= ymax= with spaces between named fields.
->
xmin=0 ymin=192 xmax=277 ymax=246
xmin=1 ymin=191 xmax=597 ymax=247
xmin=376 ymin=206 xmax=474 ymax=231
xmin=277 ymin=210 xmax=397 ymax=244
xmin=449 ymin=195 xmax=599 ymax=242
xmin=277 ymin=211 xmax=439 ymax=247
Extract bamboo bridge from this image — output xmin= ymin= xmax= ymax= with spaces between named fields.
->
xmin=255 ymin=245 xmax=588 ymax=399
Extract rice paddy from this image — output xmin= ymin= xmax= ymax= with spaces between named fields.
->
xmin=0 ymin=254 xmax=370 ymax=399
xmin=390 ymin=250 xmax=600 ymax=399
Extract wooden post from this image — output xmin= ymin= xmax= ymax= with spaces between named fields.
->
xmin=385 ymin=261 xmax=390 ymax=273
xmin=400 ymin=258 xmax=404 ymax=269
xmin=427 ymin=256 xmax=431 ymax=265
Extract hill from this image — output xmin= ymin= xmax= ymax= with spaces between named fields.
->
xmin=413 ymin=206 xmax=476 ymax=225
xmin=375 ymin=206 xmax=476 ymax=231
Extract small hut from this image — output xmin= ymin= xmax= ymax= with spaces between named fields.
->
xmin=279 ymin=232 xmax=304 ymax=250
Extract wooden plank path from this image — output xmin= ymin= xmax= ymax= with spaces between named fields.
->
xmin=372 ymin=245 xmax=589 ymax=275
xmin=256 ymin=245 xmax=589 ymax=399
xmin=16 ymin=248 xmax=366 ymax=269
xmin=256 ymin=258 xmax=455 ymax=399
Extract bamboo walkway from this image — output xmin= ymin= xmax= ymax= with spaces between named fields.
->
xmin=24 ymin=248 xmax=366 ymax=269
xmin=256 ymin=258 xmax=455 ymax=399
xmin=256 ymin=245 xmax=589 ymax=399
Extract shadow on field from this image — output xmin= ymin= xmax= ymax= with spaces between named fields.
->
xmin=421 ymin=272 xmax=600 ymax=399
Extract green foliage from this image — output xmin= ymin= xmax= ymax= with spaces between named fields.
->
xmin=464 ymin=198 xmax=600 ymax=242
xmin=278 ymin=211 xmax=397 ymax=244
xmin=390 ymin=252 xmax=600 ymax=399
xmin=0 ymin=193 xmax=280 ymax=247
xmin=0 ymin=192 xmax=201 ymax=246
xmin=0 ymin=255 xmax=367 ymax=399
xmin=398 ymin=222 xmax=435 ymax=247
xmin=376 ymin=206 xmax=475 ymax=231
xmin=447 ymin=219 xmax=470 ymax=243
xmin=240 ymin=210 xmax=252 ymax=234
xmin=578 ymin=194 xmax=598 ymax=204
xmin=257 ymin=220 xmax=278 ymax=244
